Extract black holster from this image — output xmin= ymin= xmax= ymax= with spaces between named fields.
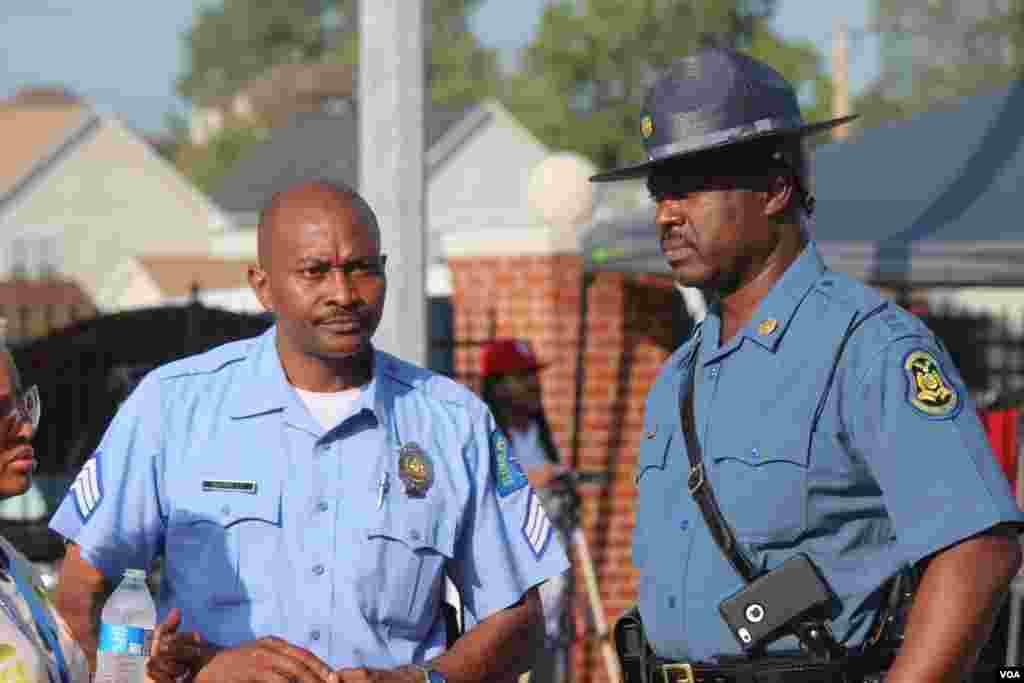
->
xmin=614 ymin=605 xmax=652 ymax=683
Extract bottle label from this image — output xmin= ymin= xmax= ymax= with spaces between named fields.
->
xmin=98 ymin=623 xmax=153 ymax=656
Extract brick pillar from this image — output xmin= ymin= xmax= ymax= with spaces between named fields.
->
xmin=449 ymin=253 xmax=682 ymax=683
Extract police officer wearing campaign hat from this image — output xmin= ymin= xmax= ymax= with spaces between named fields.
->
xmin=48 ymin=181 xmax=568 ymax=683
xmin=592 ymin=47 xmax=1024 ymax=682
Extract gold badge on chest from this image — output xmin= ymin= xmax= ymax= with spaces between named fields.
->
xmin=398 ymin=442 xmax=434 ymax=498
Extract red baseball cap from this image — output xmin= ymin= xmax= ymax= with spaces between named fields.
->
xmin=480 ymin=339 xmax=547 ymax=377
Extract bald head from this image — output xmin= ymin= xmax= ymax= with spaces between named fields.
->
xmin=257 ymin=181 xmax=380 ymax=269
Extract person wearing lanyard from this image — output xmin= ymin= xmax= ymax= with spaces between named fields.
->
xmin=49 ymin=181 xmax=569 ymax=683
xmin=0 ymin=319 xmax=89 ymax=683
xmin=590 ymin=47 xmax=1024 ymax=682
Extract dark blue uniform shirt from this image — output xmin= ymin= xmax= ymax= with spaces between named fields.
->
xmin=634 ymin=241 xmax=1024 ymax=661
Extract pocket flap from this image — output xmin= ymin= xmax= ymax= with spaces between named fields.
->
xmin=181 ymin=483 xmax=281 ymax=528
xmin=368 ymin=512 xmax=455 ymax=557
xmin=638 ymin=425 xmax=672 ymax=472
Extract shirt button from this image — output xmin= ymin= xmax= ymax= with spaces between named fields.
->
xmin=312 ymin=564 xmax=325 ymax=576
xmin=311 ymin=629 xmax=321 ymax=641
xmin=317 ymin=500 xmax=328 ymax=512
xmin=409 ymin=529 xmax=422 ymax=542
xmin=708 ymin=366 xmax=719 ymax=378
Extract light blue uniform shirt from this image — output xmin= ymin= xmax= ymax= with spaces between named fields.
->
xmin=51 ymin=328 xmax=569 ymax=668
xmin=634 ymin=241 xmax=1024 ymax=661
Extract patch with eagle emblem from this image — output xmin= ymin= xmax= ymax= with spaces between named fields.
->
xmin=903 ymin=349 xmax=960 ymax=419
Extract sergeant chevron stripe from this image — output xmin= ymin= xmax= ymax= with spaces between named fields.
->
xmin=522 ymin=490 xmax=552 ymax=558
xmin=70 ymin=457 xmax=102 ymax=521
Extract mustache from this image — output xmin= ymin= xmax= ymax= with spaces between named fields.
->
xmin=316 ymin=308 xmax=374 ymax=325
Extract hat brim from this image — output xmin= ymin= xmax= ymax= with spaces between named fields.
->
xmin=482 ymin=361 xmax=550 ymax=378
xmin=589 ymin=115 xmax=859 ymax=183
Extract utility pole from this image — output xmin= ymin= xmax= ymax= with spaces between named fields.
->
xmin=831 ymin=16 xmax=853 ymax=141
xmin=359 ymin=0 xmax=427 ymax=365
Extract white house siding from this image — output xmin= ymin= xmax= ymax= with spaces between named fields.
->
xmin=427 ymin=101 xmax=550 ymax=263
xmin=0 ymin=117 xmax=231 ymax=310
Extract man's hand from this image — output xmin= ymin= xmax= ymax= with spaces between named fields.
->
xmin=330 ymin=666 xmax=424 ymax=683
xmin=146 ymin=608 xmax=218 ymax=683
xmin=191 ymin=637 xmax=334 ymax=683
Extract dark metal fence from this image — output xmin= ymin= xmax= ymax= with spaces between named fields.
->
xmin=428 ymin=298 xmax=496 ymax=392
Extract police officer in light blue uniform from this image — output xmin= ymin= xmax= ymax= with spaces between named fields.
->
xmin=591 ymin=47 xmax=1024 ymax=682
xmin=50 ymin=181 xmax=568 ymax=683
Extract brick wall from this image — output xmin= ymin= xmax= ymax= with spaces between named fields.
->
xmin=449 ymin=254 xmax=685 ymax=683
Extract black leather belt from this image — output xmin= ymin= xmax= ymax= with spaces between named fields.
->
xmin=655 ymin=656 xmax=861 ymax=683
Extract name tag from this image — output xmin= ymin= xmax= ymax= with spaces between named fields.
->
xmin=202 ymin=479 xmax=258 ymax=494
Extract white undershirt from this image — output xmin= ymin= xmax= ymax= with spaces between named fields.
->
xmin=294 ymin=385 xmax=364 ymax=431
xmin=508 ymin=420 xmax=549 ymax=469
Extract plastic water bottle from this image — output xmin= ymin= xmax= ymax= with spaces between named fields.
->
xmin=94 ymin=568 xmax=157 ymax=683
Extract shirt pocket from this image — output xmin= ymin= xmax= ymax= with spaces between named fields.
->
xmin=356 ymin=504 xmax=456 ymax=639
xmin=166 ymin=490 xmax=282 ymax=608
xmin=710 ymin=436 xmax=809 ymax=545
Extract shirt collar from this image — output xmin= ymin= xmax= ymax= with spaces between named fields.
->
xmin=702 ymin=240 xmax=827 ymax=357
xmin=228 ymin=326 xmax=389 ymax=425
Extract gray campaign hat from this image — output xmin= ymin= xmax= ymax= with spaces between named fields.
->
xmin=590 ymin=47 xmax=858 ymax=182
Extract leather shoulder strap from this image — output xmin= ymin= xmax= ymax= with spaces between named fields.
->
xmin=681 ymin=343 xmax=757 ymax=582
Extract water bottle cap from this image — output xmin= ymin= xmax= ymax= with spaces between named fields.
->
xmin=124 ymin=568 xmax=147 ymax=580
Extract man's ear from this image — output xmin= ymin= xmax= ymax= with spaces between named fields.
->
xmin=247 ymin=265 xmax=274 ymax=313
xmin=763 ymin=174 xmax=794 ymax=218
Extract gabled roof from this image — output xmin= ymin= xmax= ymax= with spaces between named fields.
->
xmin=211 ymin=103 xmax=486 ymax=214
xmin=137 ymin=255 xmax=251 ymax=298
xmin=0 ymin=103 xmax=99 ymax=202
xmin=202 ymin=63 xmax=355 ymax=122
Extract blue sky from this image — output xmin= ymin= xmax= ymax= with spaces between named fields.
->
xmin=0 ymin=0 xmax=877 ymax=134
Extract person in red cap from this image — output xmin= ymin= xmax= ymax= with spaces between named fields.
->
xmin=479 ymin=338 xmax=570 ymax=683
xmin=479 ymin=340 xmax=565 ymax=485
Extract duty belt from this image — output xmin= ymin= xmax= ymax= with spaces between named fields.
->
xmin=654 ymin=655 xmax=862 ymax=683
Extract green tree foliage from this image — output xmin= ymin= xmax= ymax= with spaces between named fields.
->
xmin=500 ymin=0 xmax=833 ymax=170
xmin=858 ymin=0 xmax=1024 ymax=128
xmin=178 ymin=0 xmax=498 ymax=110
xmin=177 ymin=0 xmax=327 ymax=104
xmin=174 ymin=123 xmax=269 ymax=194
xmin=173 ymin=1 xmax=498 ymax=190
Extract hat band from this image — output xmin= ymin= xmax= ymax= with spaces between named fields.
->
xmin=646 ymin=115 xmax=805 ymax=163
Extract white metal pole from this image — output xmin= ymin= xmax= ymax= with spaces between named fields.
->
xmin=359 ymin=0 xmax=427 ymax=366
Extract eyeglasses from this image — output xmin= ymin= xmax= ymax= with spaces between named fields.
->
xmin=3 ymin=385 xmax=40 ymax=437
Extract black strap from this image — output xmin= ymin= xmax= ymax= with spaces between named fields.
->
xmin=680 ymin=312 xmax=865 ymax=659
xmin=681 ymin=342 xmax=757 ymax=582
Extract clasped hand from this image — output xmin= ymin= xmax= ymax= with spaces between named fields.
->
xmin=147 ymin=609 xmax=422 ymax=683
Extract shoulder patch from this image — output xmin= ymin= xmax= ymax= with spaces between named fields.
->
xmin=903 ymin=349 xmax=960 ymax=419
xmin=69 ymin=453 xmax=103 ymax=521
xmin=491 ymin=430 xmax=528 ymax=497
